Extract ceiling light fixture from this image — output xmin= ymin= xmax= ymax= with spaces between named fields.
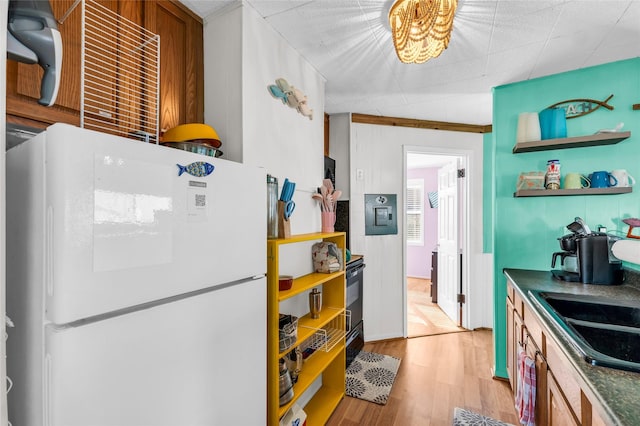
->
xmin=389 ymin=0 xmax=457 ymax=64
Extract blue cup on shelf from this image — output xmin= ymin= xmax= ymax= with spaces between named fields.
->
xmin=590 ymin=171 xmax=617 ymax=188
xmin=539 ymin=108 xmax=567 ymax=140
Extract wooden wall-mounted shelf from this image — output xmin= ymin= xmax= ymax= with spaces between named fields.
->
xmin=514 ymin=187 xmax=632 ymax=197
xmin=512 ymin=132 xmax=631 ymax=153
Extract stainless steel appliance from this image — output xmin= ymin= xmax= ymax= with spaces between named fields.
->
xmin=345 ymin=256 xmax=365 ymax=368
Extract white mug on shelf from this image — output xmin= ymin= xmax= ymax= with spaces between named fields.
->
xmin=610 ymin=169 xmax=636 ymax=187
xmin=516 ymin=112 xmax=541 ymax=143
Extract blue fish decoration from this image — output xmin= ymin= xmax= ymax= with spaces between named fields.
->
xmin=268 ymin=84 xmax=288 ymax=104
xmin=177 ymin=162 xmax=215 ymax=177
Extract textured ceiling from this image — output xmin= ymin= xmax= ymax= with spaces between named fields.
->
xmin=180 ymin=0 xmax=640 ymax=125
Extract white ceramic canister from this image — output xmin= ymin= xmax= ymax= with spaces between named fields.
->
xmin=516 ymin=112 xmax=541 ymax=143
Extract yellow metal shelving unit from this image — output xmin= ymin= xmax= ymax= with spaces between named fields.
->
xmin=267 ymin=232 xmax=346 ymax=426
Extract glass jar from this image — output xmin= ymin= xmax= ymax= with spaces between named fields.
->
xmin=267 ymin=174 xmax=278 ymax=239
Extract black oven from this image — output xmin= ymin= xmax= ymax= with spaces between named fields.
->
xmin=345 ymin=256 xmax=365 ymax=368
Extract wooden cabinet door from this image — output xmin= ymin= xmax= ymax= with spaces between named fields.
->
xmin=591 ymin=407 xmax=609 ymax=426
xmin=524 ymin=331 xmax=548 ymax=426
xmin=144 ymin=0 xmax=203 ymax=134
xmin=7 ymin=1 xmax=143 ymax=127
xmin=7 ymin=0 xmax=203 ymax=135
xmin=7 ymin=0 xmax=87 ymax=126
xmin=506 ymin=297 xmax=515 ymax=394
xmin=512 ymin=309 xmax=523 ymax=398
xmin=547 ymin=371 xmax=579 ymax=426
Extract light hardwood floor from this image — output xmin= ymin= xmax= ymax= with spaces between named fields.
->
xmin=407 ymin=277 xmax=465 ymax=337
xmin=327 ymin=330 xmax=518 ymax=426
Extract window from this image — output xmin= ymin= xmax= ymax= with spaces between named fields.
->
xmin=407 ymin=179 xmax=424 ymax=245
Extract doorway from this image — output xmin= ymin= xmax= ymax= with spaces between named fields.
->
xmin=405 ymin=152 xmax=467 ymax=338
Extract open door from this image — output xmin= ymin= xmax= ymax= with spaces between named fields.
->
xmin=437 ymin=161 xmax=460 ymax=325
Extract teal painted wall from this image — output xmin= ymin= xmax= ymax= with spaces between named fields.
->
xmin=483 ymin=132 xmax=494 ymax=254
xmin=492 ymin=58 xmax=640 ymax=378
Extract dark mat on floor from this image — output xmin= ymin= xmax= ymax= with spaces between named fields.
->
xmin=453 ymin=407 xmax=515 ymax=426
xmin=345 ymin=350 xmax=401 ymax=405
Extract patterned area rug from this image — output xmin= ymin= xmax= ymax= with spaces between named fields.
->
xmin=345 ymin=351 xmax=401 ymax=405
xmin=453 ymin=407 xmax=515 ymax=426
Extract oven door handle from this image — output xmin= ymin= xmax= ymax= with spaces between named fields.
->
xmin=347 ymin=263 xmax=366 ymax=278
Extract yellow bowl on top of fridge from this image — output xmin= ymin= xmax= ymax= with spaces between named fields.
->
xmin=163 ymin=123 xmax=221 ymax=148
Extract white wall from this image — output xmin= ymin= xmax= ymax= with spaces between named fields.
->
xmin=202 ymin=3 xmax=327 ymax=406
xmin=203 ymin=5 xmax=243 ymax=163
xmin=203 ymin=3 xmax=325 ymax=239
xmin=349 ymin=123 xmax=489 ymax=341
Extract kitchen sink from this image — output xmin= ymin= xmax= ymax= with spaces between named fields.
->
xmin=529 ymin=291 xmax=640 ymax=372
xmin=539 ymin=294 xmax=640 ymax=328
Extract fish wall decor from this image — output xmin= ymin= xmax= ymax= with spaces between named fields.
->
xmin=177 ymin=162 xmax=215 ymax=177
xmin=547 ymin=94 xmax=614 ymax=119
xmin=267 ymin=77 xmax=313 ymax=120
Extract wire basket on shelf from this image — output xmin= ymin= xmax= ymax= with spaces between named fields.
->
xmin=279 ymin=316 xmax=298 ymax=352
xmin=299 ymin=311 xmax=350 ymax=359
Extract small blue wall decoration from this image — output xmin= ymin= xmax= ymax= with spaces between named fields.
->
xmin=268 ymin=77 xmax=313 ymax=120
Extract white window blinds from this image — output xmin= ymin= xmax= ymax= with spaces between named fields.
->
xmin=407 ymin=179 xmax=424 ymax=245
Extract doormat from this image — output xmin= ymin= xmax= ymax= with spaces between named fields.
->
xmin=345 ymin=351 xmax=401 ymax=405
xmin=453 ymin=407 xmax=515 ymax=426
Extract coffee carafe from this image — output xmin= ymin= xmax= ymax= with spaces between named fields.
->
xmin=551 ymin=228 xmax=580 ymax=281
xmin=552 ymin=250 xmax=578 ymax=272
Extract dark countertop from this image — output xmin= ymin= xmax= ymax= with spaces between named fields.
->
xmin=503 ymin=268 xmax=640 ymax=426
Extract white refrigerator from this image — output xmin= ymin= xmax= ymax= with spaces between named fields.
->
xmin=6 ymin=123 xmax=266 ymax=426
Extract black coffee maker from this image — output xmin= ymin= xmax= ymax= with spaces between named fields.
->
xmin=551 ymin=218 xmax=623 ymax=285
xmin=574 ymin=233 xmax=623 ymax=285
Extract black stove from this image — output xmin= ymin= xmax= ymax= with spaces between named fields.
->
xmin=345 ymin=256 xmax=365 ymax=368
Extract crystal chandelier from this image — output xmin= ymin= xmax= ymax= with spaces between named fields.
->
xmin=389 ymin=0 xmax=457 ymax=64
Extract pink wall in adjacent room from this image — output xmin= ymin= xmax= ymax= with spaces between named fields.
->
xmin=407 ymin=167 xmax=438 ymax=278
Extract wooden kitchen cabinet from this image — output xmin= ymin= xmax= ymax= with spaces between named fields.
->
xmin=506 ymin=281 xmax=524 ymax=398
xmin=7 ymin=0 xmax=100 ymax=126
xmin=547 ymin=370 xmax=580 ymax=426
xmin=143 ymin=0 xmax=204 ymax=133
xmin=7 ymin=0 xmax=203 ymax=135
xmin=506 ymin=297 xmax=524 ymax=398
xmin=506 ymin=296 xmax=515 ymax=394
xmin=267 ymin=232 xmax=346 ymax=426
xmin=505 ymin=277 xmax=615 ymax=425
xmin=524 ymin=329 xmax=548 ymax=425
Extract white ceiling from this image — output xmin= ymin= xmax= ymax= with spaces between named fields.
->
xmin=181 ymin=0 xmax=640 ymax=125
